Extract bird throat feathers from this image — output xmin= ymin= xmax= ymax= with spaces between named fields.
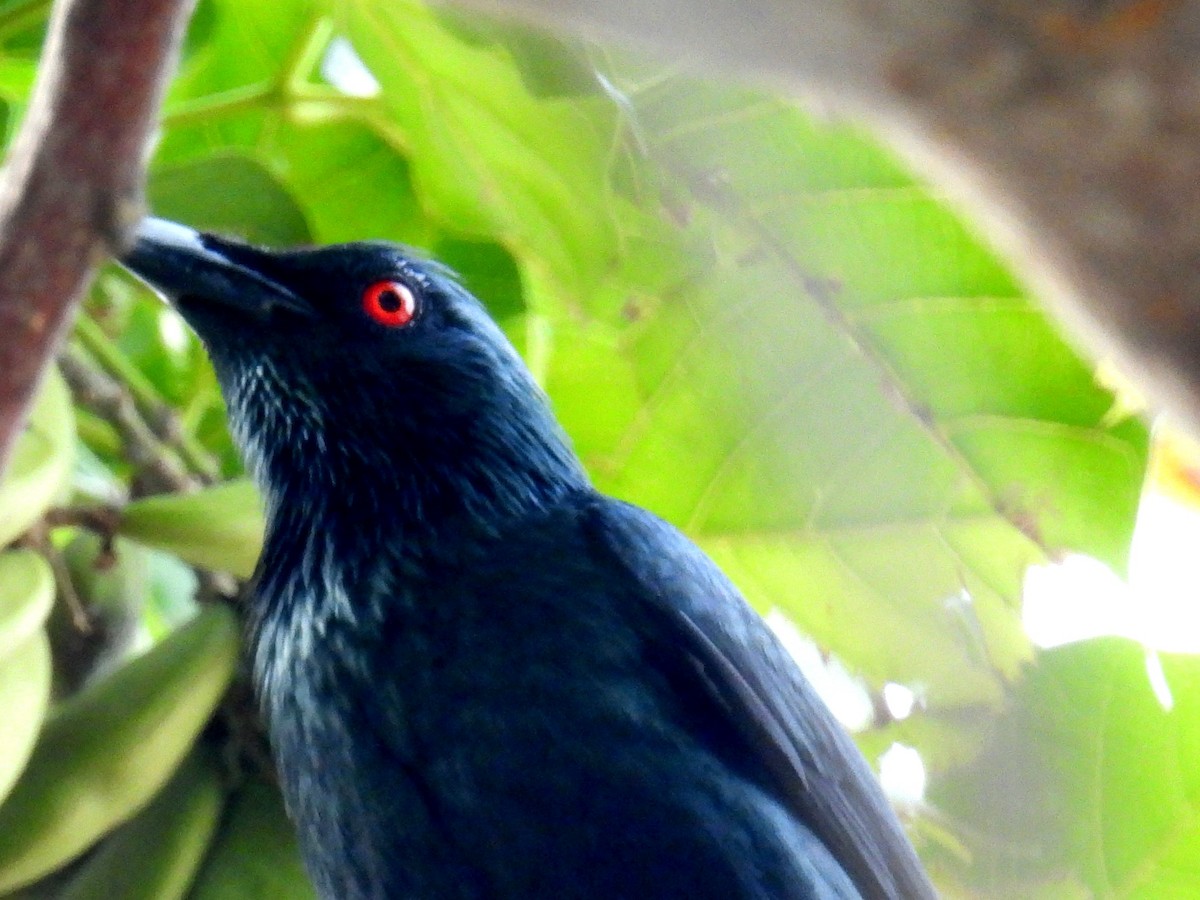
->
xmin=222 ymin=350 xmax=589 ymax=562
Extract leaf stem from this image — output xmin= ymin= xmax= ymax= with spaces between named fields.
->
xmin=160 ymin=74 xmax=379 ymax=129
xmin=282 ymin=14 xmax=335 ymax=95
xmin=161 ymin=81 xmax=278 ymax=127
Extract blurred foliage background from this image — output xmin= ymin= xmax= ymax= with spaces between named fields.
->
xmin=0 ymin=0 xmax=1193 ymax=896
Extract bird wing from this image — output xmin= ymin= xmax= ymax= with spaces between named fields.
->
xmin=583 ymin=497 xmax=937 ymax=900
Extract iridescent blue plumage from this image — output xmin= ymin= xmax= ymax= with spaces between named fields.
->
xmin=122 ymin=218 xmax=935 ymax=900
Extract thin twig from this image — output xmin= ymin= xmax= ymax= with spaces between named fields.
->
xmin=55 ymin=350 xmax=240 ymax=601
xmin=21 ymin=523 xmax=91 ymax=632
xmin=44 ymin=504 xmax=123 ymax=543
xmin=46 ymin=538 xmax=91 ymax=632
xmin=74 ymin=314 xmax=220 ymax=483
xmin=58 ymin=346 xmax=194 ymax=495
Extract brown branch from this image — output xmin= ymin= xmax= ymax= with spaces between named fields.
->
xmin=43 ymin=504 xmax=123 ymax=544
xmin=0 ymin=0 xmax=196 ymax=473
xmin=43 ymin=534 xmax=92 ymax=633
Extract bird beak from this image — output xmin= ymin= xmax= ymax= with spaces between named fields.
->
xmin=120 ymin=217 xmax=313 ymax=318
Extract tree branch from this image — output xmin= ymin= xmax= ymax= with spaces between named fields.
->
xmin=0 ymin=0 xmax=195 ymax=472
xmin=450 ymin=0 xmax=1200 ymax=431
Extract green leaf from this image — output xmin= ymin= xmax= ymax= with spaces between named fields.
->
xmin=119 ymin=480 xmax=264 ymax=579
xmin=148 ymin=153 xmax=312 ymax=246
xmin=260 ymin=119 xmax=432 ymax=247
xmin=189 ymin=780 xmax=315 ymax=900
xmin=0 ymin=631 xmax=51 ymax=807
xmin=60 ymin=535 xmax=150 ymax=619
xmin=340 ymin=0 xmax=620 ymax=303
xmin=57 ymin=748 xmax=225 ymax=900
xmin=0 ymin=604 xmax=239 ymax=892
xmin=547 ymin=74 xmax=1149 ymax=709
xmin=931 ymin=639 xmax=1200 ymax=897
xmin=162 ymin=0 xmax=317 ymax=157
xmin=0 ymin=368 xmax=74 ymax=548
xmin=0 ymin=550 xmax=53 ymax=660
xmin=431 ymin=237 xmax=525 ymax=323
xmin=432 ymin=9 xmax=601 ymax=98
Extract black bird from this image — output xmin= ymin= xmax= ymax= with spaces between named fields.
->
xmin=121 ymin=217 xmax=936 ymax=900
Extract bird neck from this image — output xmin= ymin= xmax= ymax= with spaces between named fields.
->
xmin=239 ymin=371 xmax=592 ymax=729
xmin=249 ymin=397 xmax=591 ymax=574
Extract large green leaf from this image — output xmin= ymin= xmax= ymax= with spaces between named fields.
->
xmin=340 ymin=0 xmax=620 ymax=304
xmin=262 ymin=120 xmax=430 ymax=247
xmin=56 ymin=748 xmax=224 ymax=900
xmin=548 ymin=76 xmax=1146 ymax=712
xmin=0 ymin=631 xmax=51 ymax=807
xmin=161 ymin=0 xmax=317 ymax=157
xmin=148 ymin=154 xmax=312 ymax=246
xmin=932 ymin=639 xmax=1200 ymax=897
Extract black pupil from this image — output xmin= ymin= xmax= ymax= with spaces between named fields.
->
xmin=378 ymin=288 xmax=402 ymax=313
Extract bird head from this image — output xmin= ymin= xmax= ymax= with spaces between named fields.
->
xmin=120 ymin=217 xmax=586 ymax=536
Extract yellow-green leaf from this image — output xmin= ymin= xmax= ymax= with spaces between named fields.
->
xmin=119 ymin=480 xmax=264 ymax=579
xmin=190 ymin=780 xmax=315 ymax=900
xmin=0 ymin=604 xmax=239 ymax=891
xmin=0 ymin=550 xmax=53 ymax=661
xmin=0 ymin=369 xmax=74 ymax=548
xmin=0 ymin=631 xmax=51 ymax=807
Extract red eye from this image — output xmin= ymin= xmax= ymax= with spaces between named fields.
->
xmin=363 ymin=280 xmax=417 ymax=328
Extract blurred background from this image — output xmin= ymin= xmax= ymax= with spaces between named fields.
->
xmin=1 ymin=0 xmax=1197 ymax=896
